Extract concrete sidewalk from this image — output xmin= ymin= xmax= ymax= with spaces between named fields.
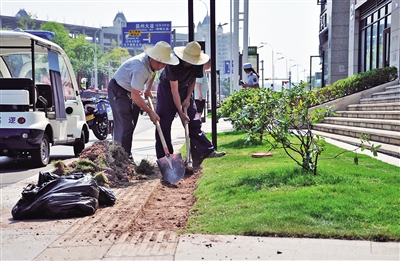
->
xmin=1 ymin=116 xmax=399 ymax=260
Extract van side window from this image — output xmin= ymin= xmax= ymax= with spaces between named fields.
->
xmin=58 ymin=56 xmax=76 ymax=101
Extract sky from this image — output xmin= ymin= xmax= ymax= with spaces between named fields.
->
xmin=1 ymin=0 xmax=321 ymax=82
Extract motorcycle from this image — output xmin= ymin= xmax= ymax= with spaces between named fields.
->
xmin=83 ymin=96 xmax=113 ymax=140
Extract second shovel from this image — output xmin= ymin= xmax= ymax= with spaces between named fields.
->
xmin=147 ymin=96 xmax=185 ymax=183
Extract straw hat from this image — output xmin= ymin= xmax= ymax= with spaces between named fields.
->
xmin=243 ymin=62 xmax=253 ymax=69
xmin=144 ymin=41 xmax=179 ymax=65
xmin=173 ymin=41 xmax=210 ymax=65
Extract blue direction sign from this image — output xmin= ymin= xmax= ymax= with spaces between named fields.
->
xmin=224 ymin=60 xmax=234 ymax=74
xmin=122 ymin=21 xmax=172 ymax=48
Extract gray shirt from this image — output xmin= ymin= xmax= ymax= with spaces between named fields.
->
xmin=113 ymin=53 xmax=154 ymax=92
xmin=194 ymin=68 xmax=208 ymax=99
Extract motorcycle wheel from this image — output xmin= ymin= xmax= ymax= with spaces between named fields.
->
xmin=92 ymin=116 xmax=109 ymax=140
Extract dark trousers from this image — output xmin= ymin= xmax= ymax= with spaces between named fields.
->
xmin=107 ymin=79 xmax=141 ymax=156
xmin=195 ymin=99 xmax=206 ymax=114
xmin=155 ymin=82 xmax=214 ymax=159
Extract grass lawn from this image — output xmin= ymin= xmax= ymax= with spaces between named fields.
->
xmin=181 ymin=130 xmax=400 ymax=242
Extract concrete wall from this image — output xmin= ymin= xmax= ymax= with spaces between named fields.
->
xmin=329 ymin=0 xmax=351 ymax=85
xmin=348 ymin=0 xmax=360 ymax=76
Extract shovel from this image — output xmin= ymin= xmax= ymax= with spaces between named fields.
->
xmin=147 ymin=96 xmax=185 ymax=183
xmin=183 ymin=106 xmax=193 ymax=172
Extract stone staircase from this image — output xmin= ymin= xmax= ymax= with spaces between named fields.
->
xmin=312 ymin=81 xmax=400 ymax=159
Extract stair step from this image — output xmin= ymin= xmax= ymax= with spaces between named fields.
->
xmin=347 ymin=102 xmax=400 ymax=111
xmin=372 ymin=89 xmax=400 ymax=98
xmin=385 ymin=85 xmax=400 ymax=91
xmin=359 ymin=96 xmax=400 ymax=104
xmin=312 ymin=130 xmax=400 ymax=159
xmin=312 ymin=123 xmax=400 ymax=145
xmin=335 ymin=110 xmax=400 ymax=120
xmin=323 ymin=117 xmax=400 ymax=131
xmin=316 ymin=82 xmax=400 ymax=158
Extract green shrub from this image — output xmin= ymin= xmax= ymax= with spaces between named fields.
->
xmin=135 ymin=159 xmax=155 ymax=175
xmin=74 ymin=158 xmax=98 ymax=173
xmin=93 ymin=171 xmax=109 ymax=186
xmin=315 ymin=66 xmax=398 ymax=104
xmin=218 ymin=87 xmax=282 ymax=144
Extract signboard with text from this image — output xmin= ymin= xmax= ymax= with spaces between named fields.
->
xmin=224 ymin=60 xmax=234 ymax=74
xmin=248 ymin=46 xmax=258 ymax=55
xmin=122 ymin=21 xmax=172 ymax=49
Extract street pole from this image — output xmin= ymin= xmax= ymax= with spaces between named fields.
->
xmin=233 ymin=0 xmax=239 ymax=92
xmin=260 ymin=60 xmax=264 ymax=88
xmin=261 ymin=42 xmax=274 ymax=88
xmin=274 ymin=57 xmax=284 ymax=90
xmin=277 ymin=52 xmax=288 ymax=81
xmin=242 ymin=0 xmax=249 ymax=82
xmin=94 ymin=28 xmax=102 ymax=89
xmin=289 ymin=59 xmax=299 ymax=84
xmin=229 ymin=0 xmax=233 ymax=95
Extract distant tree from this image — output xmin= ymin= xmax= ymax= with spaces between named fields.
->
xmin=101 ymin=47 xmax=130 ymax=66
xmin=40 ymin=22 xmax=70 ymax=50
xmin=68 ymin=35 xmax=96 ymax=81
xmin=17 ymin=12 xmax=37 ymax=30
xmin=100 ymin=46 xmax=130 ymax=78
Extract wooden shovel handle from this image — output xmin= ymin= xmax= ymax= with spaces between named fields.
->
xmin=183 ymin=106 xmax=192 ymax=167
xmin=147 ymin=96 xmax=170 ymax=156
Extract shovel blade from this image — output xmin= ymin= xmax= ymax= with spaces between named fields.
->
xmin=156 ymin=153 xmax=185 ymax=183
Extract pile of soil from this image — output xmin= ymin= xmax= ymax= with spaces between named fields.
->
xmin=78 ymin=140 xmax=136 ymax=187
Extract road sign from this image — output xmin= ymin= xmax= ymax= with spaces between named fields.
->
xmin=224 ymin=60 xmax=234 ymax=74
xmin=122 ymin=21 xmax=172 ymax=49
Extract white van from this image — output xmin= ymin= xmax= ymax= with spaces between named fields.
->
xmin=0 ymin=30 xmax=90 ymax=167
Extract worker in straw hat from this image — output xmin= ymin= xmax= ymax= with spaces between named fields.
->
xmin=153 ymin=41 xmax=226 ymax=167
xmin=108 ymin=41 xmax=179 ymax=160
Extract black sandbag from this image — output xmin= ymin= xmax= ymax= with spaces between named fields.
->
xmin=98 ymin=185 xmax=117 ymax=206
xmin=12 ymin=172 xmax=100 ymax=220
xmin=37 ymin=171 xmax=61 ymax=186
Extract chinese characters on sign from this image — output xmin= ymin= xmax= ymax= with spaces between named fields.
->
xmin=0 ymin=116 xmax=17 ymax=124
xmin=128 ymin=30 xmax=142 ymax=37
xmin=122 ymin=21 xmax=172 ymax=48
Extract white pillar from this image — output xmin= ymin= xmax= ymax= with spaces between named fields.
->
xmin=242 ymin=0 xmax=249 ymax=82
xmin=229 ymin=0 xmax=233 ymax=95
xmin=233 ymin=0 xmax=240 ymax=92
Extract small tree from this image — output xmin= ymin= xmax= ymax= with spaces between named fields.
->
xmin=219 ymin=84 xmax=333 ymax=174
xmin=266 ymin=84 xmax=333 ymax=175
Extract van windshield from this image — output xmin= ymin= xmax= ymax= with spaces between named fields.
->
xmin=3 ymin=52 xmax=76 ymax=101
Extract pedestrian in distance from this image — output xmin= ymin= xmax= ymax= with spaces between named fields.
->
xmin=107 ymin=41 xmax=179 ymax=160
xmin=154 ymin=41 xmax=226 ymax=164
xmin=194 ymin=58 xmax=211 ymax=120
xmin=240 ymin=62 xmax=260 ymax=88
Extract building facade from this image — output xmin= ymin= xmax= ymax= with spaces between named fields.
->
xmin=319 ymin=0 xmax=400 ymax=86
xmin=195 ymin=17 xmax=232 ymax=84
xmin=0 ymin=9 xmax=188 ymax=53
